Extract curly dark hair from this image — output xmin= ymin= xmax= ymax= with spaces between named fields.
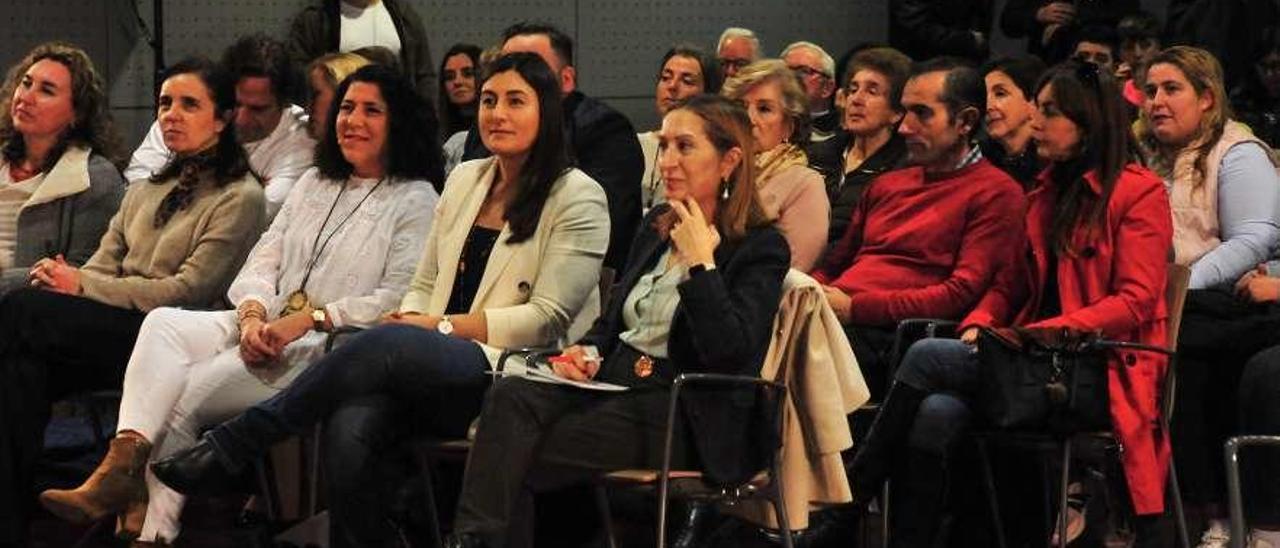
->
xmin=314 ymin=64 xmax=445 ymax=190
xmin=0 ymin=41 xmax=124 ymax=171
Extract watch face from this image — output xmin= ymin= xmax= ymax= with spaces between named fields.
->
xmin=437 ymin=318 xmax=454 ymax=335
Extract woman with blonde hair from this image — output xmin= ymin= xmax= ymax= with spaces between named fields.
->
xmin=722 ymin=59 xmax=829 ymax=271
xmin=1138 ymin=45 xmax=1280 ymax=547
xmin=304 ymin=52 xmax=371 ymax=140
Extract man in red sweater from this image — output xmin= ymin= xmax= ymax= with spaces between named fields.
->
xmin=812 ymin=57 xmax=1026 ymax=397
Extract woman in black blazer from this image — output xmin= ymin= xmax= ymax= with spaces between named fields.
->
xmin=446 ymin=94 xmax=790 ymax=548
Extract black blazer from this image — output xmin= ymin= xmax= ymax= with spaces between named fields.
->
xmin=807 ymin=131 xmax=907 ymax=246
xmin=578 ymin=206 xmax=790 ymax=485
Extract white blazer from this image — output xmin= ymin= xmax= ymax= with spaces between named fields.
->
xmin=399 ymin=157 xmax=610 ymax=370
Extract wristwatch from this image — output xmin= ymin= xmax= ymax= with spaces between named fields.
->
xmin=437 ymin=315 xmax=454 ymax=335
xmin=311 ymin=308 xmax=328 ymax=332
xmin=689 ymin=263 xmax=716 ymax=276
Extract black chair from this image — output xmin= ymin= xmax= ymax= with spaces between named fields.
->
xmin=594 ymin=373 xmax=792 ymax=548
xmin=853 ymin=318 xmax=958 ymax=548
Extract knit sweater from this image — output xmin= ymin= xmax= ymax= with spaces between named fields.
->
xmin=79 ymin=170 xmax=266 ymax=311
xmin=812 ymin=159 xmax=1025 ymax=326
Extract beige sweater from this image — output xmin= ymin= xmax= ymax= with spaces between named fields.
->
xmin=79 ymin=171 xmax=266 ymax=311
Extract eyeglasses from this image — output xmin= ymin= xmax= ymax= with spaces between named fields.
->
xmin=789 ymin=65 xmax=830 ymax=80
xmin=719 ymin=58 xmax=751 ymax=71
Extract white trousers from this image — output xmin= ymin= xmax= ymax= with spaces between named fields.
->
xmin=115 ymin=307 xmax=327 ymax=542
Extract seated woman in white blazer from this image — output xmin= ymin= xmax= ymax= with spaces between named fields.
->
xmin=37 ymin=65 xmax=443 ymax=545
xmin=149 ymin=52 xmax=611 ymax=547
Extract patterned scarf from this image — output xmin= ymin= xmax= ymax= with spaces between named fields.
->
xmin=755 ymin=143 xmax=810 ymax=188
xmin=153 ymin=150 xmax=215 ymax=228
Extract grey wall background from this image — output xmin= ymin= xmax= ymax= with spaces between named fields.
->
xmin=1 ymin=0 xmax=1170 ymax=151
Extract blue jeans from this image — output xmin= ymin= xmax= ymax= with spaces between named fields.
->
xmin=205 ymin=324 xmax=491 ymax=547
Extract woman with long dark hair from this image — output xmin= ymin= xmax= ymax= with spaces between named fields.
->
xmin=38 ymin=64 xmax=441 ymax=545
xmin=149 ymin=52 xmax=611 ymax=547
xmin=851 ymin=61 xmax=1173 ymax=546
xmin=439 ymin=42 xmax=482 ymax=137
xmin=0 ymin=56 xmax=266 ymax=546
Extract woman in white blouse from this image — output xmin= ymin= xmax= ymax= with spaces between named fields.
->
xmin=37 ymin=65 xmax=442 ymax=546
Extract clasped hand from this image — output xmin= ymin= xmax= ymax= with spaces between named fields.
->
xmin=549 ymin=345 xmax=600 ymax=381
xmin=239 ymin=311 xmax=312 ymax=367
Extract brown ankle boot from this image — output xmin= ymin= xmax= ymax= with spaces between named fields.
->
xmin=39 ymin=435 xmax=151 ymax=524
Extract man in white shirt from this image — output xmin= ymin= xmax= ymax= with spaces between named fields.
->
xmin=125 ymin=34 xmax=315 ymax=220
xmin=287 ymin=0 xmax=435 ymax=98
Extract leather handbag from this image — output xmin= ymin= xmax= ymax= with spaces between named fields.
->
xmin=975 ymin=326 xmax=1110 ymax=434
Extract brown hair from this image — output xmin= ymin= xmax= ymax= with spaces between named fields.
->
xmin=845 ymin=47 xmax=913 ymax=111
xmin=0 ymin=41 xmax=123 ymax=170
xmin=1036 ymin=62 xmax=1131 ymax=254
xmin=721 ymin=59 xmax=811 ymax=144
xmin=1136 ymin=46 xmax=1233 ymax=190
xmin=656 ymin=94 xmax=772 ymax=243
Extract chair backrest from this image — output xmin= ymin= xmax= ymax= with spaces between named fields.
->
xmin=1165 ymin=263 xmax=1192 ymax=351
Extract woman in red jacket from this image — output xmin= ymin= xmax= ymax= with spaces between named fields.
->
xmin=850 ymin=61 xmax=1173 ymax=547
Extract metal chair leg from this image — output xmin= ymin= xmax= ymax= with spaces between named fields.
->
xmin=595 ymin=484 xmax=619 ymax=548
xmin=881 ymin=480 xmax=891 ymax=548
xmin=1055 ymin=439 xmax=1073 ymax=548
xmin=975 ymin=438 xmax=1009 ymax=548
xmin=1165 ymin=425 xmax=1190 ymax=548
xmin=770 ymin=462 xmax=795 ymax=548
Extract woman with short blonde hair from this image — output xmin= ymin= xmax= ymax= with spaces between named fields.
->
xmin=721 ymin=59 xmax=829 ymax=270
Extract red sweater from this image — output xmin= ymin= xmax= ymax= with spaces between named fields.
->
xmin=812 ymin=159 xmax=1026 ymax=326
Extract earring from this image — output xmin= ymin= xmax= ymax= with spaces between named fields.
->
xmin=720 ymin=178 xmax=731 ymax=200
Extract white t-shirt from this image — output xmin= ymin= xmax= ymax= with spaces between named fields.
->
xmin=338 ymin=0 xmax=402 ymax=57
xmin=0 ymin=164 xmax=44 ymax=270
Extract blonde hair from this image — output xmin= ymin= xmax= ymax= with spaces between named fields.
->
xmin=720 ymin=59 xmax=810 ymax=143
xmin=308 ymin=52 xmax=371 ymax=89
xmin=1136 ymin=46 xmax=1234 ymax=189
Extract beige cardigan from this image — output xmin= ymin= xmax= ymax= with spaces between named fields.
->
xmin=79 ymin=170 xmax=266 ymax=311
xmin=733 ymin=269 xmax=870 ymax=529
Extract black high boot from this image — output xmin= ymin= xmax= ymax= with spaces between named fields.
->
xmin=889 ymin=451 xmax=949 ymax=548
xmin=850 ymin=382 xmax=928 ymax=504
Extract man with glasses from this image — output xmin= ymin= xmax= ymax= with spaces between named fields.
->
xmin=716 ymin=27 xmax=760 ymax=80
xmin=783 ymin=41 xmax=839 ymax=143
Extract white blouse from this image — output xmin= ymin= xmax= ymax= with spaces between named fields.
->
xmin=228 ymin=167 xmax=438 ymax=327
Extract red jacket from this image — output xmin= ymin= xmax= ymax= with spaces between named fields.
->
xmin=963 ymin=164 xmax=1174 ymax=515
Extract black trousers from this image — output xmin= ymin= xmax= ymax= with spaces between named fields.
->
xmin=0 ymin=288 xmax=145 ymax=546
xmin=1172 ymin=290 xmax=1280 ymax=506
xmin=453 ymin=377 xmax=696 ymax=548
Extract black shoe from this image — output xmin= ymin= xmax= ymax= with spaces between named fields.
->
xmin=800 ymin=504 xmax=860 ymax=548
xmin=671 ymin=501 xmax=721 ymax=548
xmin=443 ymin=532 xmax=490 ymax=548
xmin=150 ymin=438 xmax=239 ymax=495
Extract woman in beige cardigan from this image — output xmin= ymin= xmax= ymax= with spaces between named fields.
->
xmin=0 ymin=56 xmax=265 ymax=546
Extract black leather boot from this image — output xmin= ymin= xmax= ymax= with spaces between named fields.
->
xmin=150 ymin=437 xmax=241 ymax=496
xmin=850 ymin=382 xmax=928 ymax=504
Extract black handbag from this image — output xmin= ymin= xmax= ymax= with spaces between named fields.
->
xmin=976 ymin=326 xmax=1111 ymax=434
